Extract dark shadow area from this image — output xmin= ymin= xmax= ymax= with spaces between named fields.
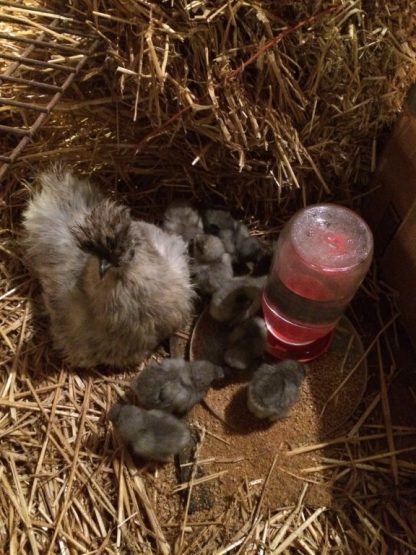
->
xmin=223 ymin=386 xmax=274 ymax=434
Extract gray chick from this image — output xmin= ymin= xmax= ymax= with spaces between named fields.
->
xmin=203 ymin=209 xmax=264 ymax=264
xmin=163 ymin=203 xmax=203 ymax=243
xmin=224 ymin=317 xmax=267 ymax=370
xmin=190 ymin=233 xmax=233 ymax=294
xmin=247 ymin=360 xmax=307 ymax=421
xmin=109 ymin=404 xmax=191 ymax=462
xmin=22 ymin=166 xmax=194 ymax=368
xmin=236 ymin=232 xmax=265 ymax=264
xmin=132 ymin=358 xmax=224 ymax=413
xmin=203 ymin=210 xmax=237 ymax=259
xmin=210 ymin=275 xmax=266 ymax=323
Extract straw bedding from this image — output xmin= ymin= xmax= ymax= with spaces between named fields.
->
xmin=1 ymin=0 xmax=416 ymax=553
xmin=3 ymin=0 xmax=416 ymax=215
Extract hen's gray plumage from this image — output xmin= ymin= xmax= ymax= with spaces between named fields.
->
xmin=190 ymin=233 xmax=233 ymax=294
xmin=224 ymin=317 xmax=266 ymax=370
xmin=109 ymin=404 xmax=191 ymax=462
xmin=247 ymin=360 xmax=307 ymax=421
xmin=210 ymin=275 xmax=266 ymax=323
xmin=163 ymin=203 xmax=203 ymax=243
xmin=132 ymin=358 xmax=224 ymax=413
xmin=22 ymin=166 xmax=194 ymax=367
xmin=203 ymin=209 xmax=264 ymax=264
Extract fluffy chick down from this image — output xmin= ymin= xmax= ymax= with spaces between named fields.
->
xmin=224 ymin=317 xmax=267 ymax=370
xmin=163 ymin=203 xmax=203 ymax=243
xmin=247 ymin=360 xmax=307 ymax=421
xmin=210 ymin=275 xmax=266 ymax=323
xmin=132 ymin=358 xmax=224 ymax=414
xmin=109 ymin=404 xmax=191 ymax=462
xmin=203 ymin=209 xmax=264 ymax=264
xmin=190 ymin=233 xmax=233 ymax=294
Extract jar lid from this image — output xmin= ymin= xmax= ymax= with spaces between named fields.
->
xmin=291 ymin=203 xmax=373 ymax=272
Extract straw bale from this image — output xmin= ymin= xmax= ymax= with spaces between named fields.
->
xmin=13 ymin=0 xmax=408 ymax=219
xmin=1 ymin=1 xmax=415 ymax=218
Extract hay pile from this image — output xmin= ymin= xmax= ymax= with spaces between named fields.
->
xmin=1 ymin=0 xmax=416 ymax=553
xmin=3 ymin=0 xmax=416 ymax=217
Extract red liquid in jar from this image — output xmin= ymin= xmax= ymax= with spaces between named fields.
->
xmin=262 ymin=229 xmax=355 ymax=360
xmin=262 ymin=291 xmax=336 ymax=346
xmin=261 ymin=276 xmax=342 ymax=361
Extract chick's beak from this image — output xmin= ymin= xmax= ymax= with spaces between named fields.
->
xmin=99 ymin=258 xmax=112 ymax=278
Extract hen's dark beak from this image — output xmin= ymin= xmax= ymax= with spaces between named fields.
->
xmin=99 ymin=258 xmax=112 ymax=278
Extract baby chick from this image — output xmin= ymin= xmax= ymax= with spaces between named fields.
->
xmin=210 ymin=275 xmax=266 ymax=323
xmin=203 ymin=210 xmax=237 ymax=258
xmin=109 ymin=404 xmax=191 ymax=462
xmin=203 ymin=209 xmax=236 ymax=234
xmin=247 ymin=360 xmax=307 ymax=421
xmin=22 ymin=166 xmax=194 ymax=367
xmin=163 ymin=203 xmax=203 ymax=243
xmin=132 ymin=358 xmax=224 ymax=414
xmin=203 ymin=209 xmax=264 ymax=264
xmin=236 ymin=232 xmax=265 ymax=264
xmin=224 ymin=317 xmax=267 ymax=370
xmin=190 ymin=233 xmax=233 ymax=294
